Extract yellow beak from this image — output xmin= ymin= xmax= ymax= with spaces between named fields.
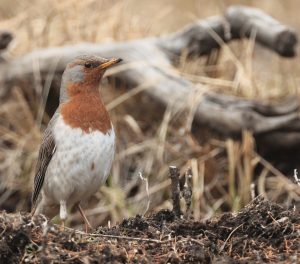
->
xmin=99 ymin=58 xmax=122 ymax=69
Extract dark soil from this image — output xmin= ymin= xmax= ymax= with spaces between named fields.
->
xmin=0 ymin=197 xmax=299 ymax=263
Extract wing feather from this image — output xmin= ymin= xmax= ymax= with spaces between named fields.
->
xmin=31 ymin=113 xmax=58 ymax=210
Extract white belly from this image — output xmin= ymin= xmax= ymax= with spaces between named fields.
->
xmin=44 ymin=115 xmax=115 ymax=206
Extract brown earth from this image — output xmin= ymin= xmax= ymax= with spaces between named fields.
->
xmin=0 ymin=197 xmax=299 ymax=263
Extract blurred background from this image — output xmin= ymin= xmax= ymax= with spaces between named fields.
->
xmin=0 ymin=0 xmax=299 ymax=229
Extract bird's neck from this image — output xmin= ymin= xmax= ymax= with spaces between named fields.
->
xmin=60 ymin=91 xmax=112 ymax=134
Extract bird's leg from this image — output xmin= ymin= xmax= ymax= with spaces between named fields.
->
xmin=60 ymin=200 xmax=67 ymax=231
xmin=76 ymin=204 xmax=93 ymax=233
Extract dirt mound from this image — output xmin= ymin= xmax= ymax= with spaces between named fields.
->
xmin=0 ymin=197 xmax=299 ymax=263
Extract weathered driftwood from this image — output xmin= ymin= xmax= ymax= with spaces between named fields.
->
xmin=159 ymin=5 xmax=297 ymax=59
xmin=0 ymin=5 xmax=299 ymax=153
xmin=225 ymin=6 xmax=297 ymax=57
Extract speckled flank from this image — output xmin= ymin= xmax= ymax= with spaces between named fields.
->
xmin=36 ymin=115 xmax=115 ymax=218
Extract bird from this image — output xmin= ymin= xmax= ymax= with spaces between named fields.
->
xmin=31 ymin=55 xmax=122 ymax=231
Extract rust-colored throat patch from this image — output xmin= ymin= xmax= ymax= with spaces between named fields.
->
xmin=61 ymin=92 xmax=111 ymax=134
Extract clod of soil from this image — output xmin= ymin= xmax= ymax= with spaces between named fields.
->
xmin=0 ymin=197 xmax=299 ymax=263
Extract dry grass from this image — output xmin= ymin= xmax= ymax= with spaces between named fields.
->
xmin=0 ymin=0 xmax=299 ymax=229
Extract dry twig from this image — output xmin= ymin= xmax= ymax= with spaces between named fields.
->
xmin=169 ymin=166 xmax=182 ymax=218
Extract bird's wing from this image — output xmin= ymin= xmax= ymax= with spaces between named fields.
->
xmin=31 ymin=113 xmax=58 ymax=211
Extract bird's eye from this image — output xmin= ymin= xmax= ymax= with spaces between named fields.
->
xmin=84 ymin=62 xmax=93 ymax=69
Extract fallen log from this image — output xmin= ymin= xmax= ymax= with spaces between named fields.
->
xmin=225 ymin=5 xmax=297 ymax=57
xmin=159 ymin=5 xmax=297 ymax=59
xmin=0 ymin=5 xmax=299 ymax=156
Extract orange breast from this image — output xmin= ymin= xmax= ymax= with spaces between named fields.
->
xmin=60 ymin=92 xmax=111 ymax=134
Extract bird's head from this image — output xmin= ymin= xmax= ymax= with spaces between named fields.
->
xmin=60 ymin=55 xmax=122 ymax=101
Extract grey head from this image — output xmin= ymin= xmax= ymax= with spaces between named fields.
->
xmin=60 ymin=55 xmax=122 ymax=103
